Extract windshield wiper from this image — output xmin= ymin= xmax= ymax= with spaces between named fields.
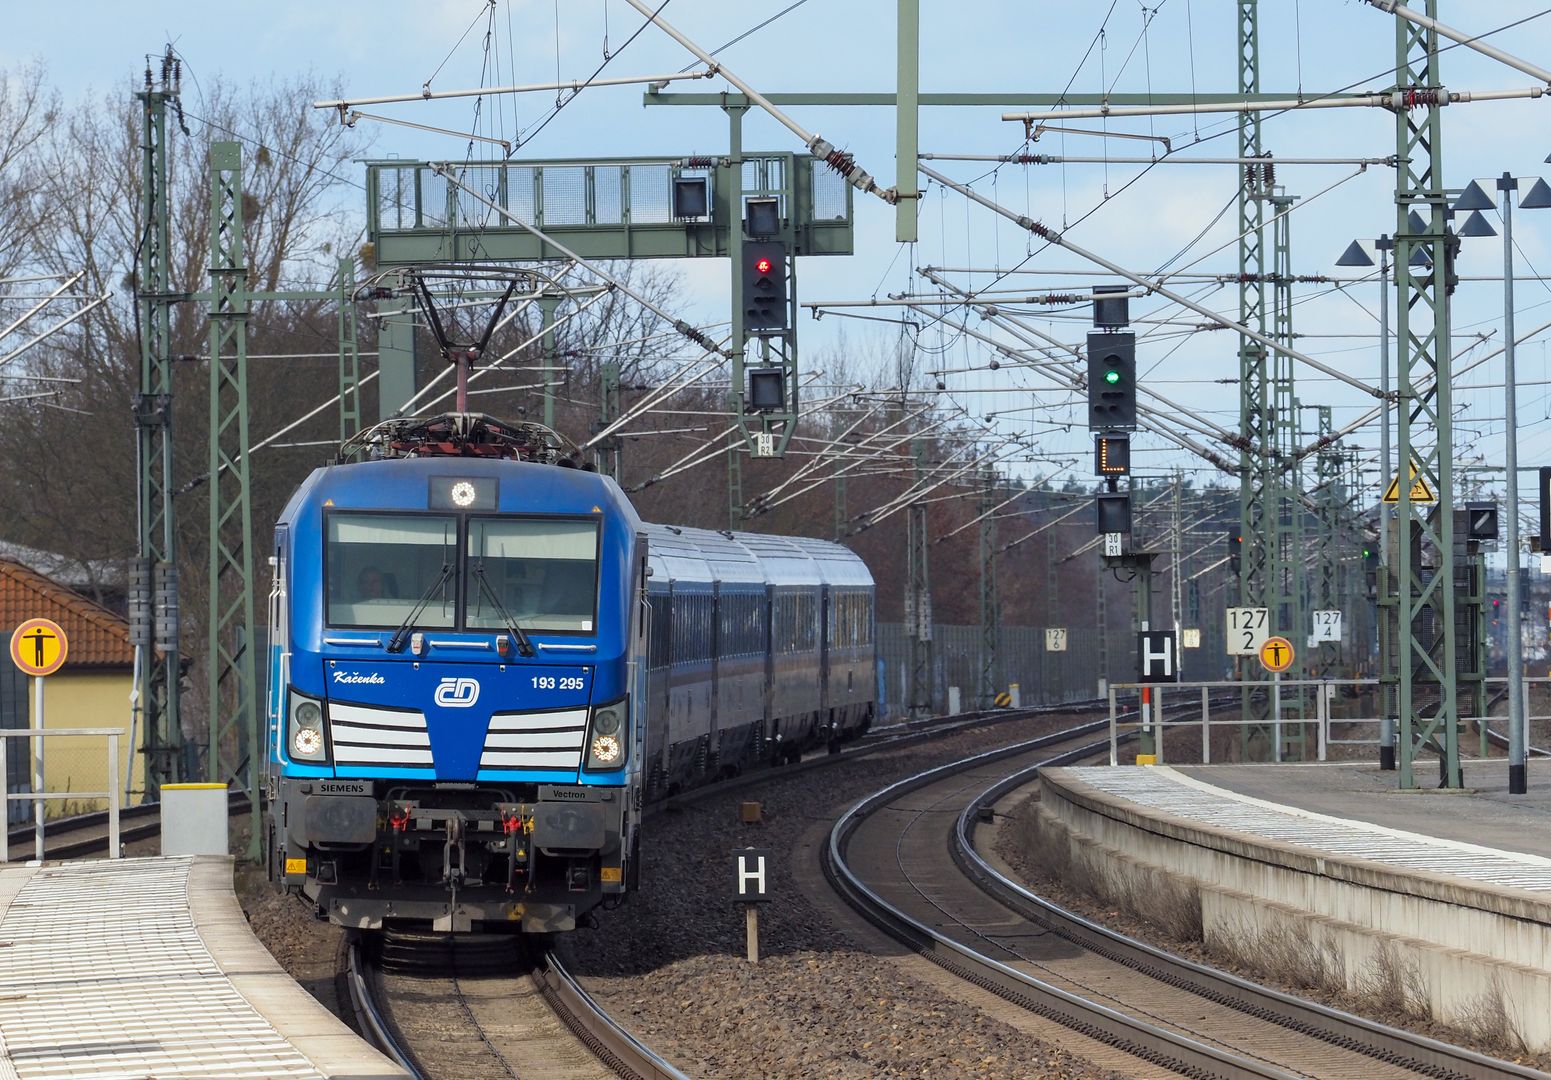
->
xmin=472 ymin=563 xmax=536 ymax=657
xmin=386 ymin=562 xmax=454 ymax=653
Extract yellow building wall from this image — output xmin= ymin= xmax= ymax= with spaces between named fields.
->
xmin=22 ymin=670 xmax=144 ymax=818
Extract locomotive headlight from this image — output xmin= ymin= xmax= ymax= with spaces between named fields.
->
xmin=293 ymin=725 xmax=324 ymax=757
xmin=592 ymin=701 xmax=623 ymax=736
xmin=590 ymin=734 xmax=622 ymax=763
xmin=585 ymin=698 xmax=628 ymax=770
xmin=288 ymin=691 xmax=329 ymax=763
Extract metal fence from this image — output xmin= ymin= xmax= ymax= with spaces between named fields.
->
xmin=877 ymin=622 xmax=1132 ymax=716
xmin=0 ymin=637 xmax=29 ymax=825
xmin=0 ymin=727 xmax=123 ymax=862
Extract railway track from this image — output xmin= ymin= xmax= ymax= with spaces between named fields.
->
xmin=4 ymin=794 xmax=252 ymax=861
xmin=346 ymin=932 xmax=688 ymax=1080
xmin=339 ymin=700 xmax=1118 ymax=1079
xmin=825 ymin=725 xmax=1551 ymax=1080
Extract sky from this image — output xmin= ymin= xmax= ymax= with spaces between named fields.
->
xmin=9 ymin=0 xmax=1551 ymax=541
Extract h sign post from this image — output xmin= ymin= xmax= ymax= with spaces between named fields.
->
xmin=733 ymin=848 xmax=770 ymax=963
xmin=1137 ymin=631 xmax=1179 ymax=684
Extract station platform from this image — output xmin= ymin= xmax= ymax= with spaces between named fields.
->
xmin=1031 ymin=760 xmax=1551 ymax=1051
xmin=0 ymin=855 xmax=404 ymax=1080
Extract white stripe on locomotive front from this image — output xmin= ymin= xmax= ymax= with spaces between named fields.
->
xmin=329 ymin=703 xmax=426 ymax=729
xmin=483 ymin=731 xmax=585 ymax=749
xmin=486 ymin=708 xmax=588 ymax=732
xmin=331 ymin=724 xmax=432 ymax=748
xmin=478 ymin=749 xmax=584 ymax=768
xmin=334 ymin=746 xmax=436 ymax=765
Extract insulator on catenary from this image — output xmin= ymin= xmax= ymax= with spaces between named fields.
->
xmin=129 ymin=558 xmax=153 ymax=648
xmin=824 ymin=150 xmax=856 ymax=178
xmin=154 ymin=561 xmax=179 ymax=653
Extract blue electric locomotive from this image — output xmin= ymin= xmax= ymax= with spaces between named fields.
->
xmin=263 ymin=412 xmax=875 ymax=934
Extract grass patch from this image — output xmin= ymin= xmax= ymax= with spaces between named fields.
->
xmin=1207 ymin=917 xmax=1347 ymax=997
xmin=1027 ymin=810 xmax=1202 ymax=942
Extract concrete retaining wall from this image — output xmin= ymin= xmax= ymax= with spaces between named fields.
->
xmin=1035 ymin=768 xmax=1551 ymax=1051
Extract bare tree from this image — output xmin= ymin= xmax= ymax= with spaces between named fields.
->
xmin=0 ymin=67 xmax=372 ymax=601
xmin=0 ymin=62 xmax=59 ymax=282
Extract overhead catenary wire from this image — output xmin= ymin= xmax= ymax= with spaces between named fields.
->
xmin=919 ymin=162 xmax=1387 ymax=401
xmin=621 ymin=0 xmax=897 ymax=205
xmin=314 ymin=70 xmax=716 ymax=112
xmin=1000 ymin=86 xmax=1548 ymax=124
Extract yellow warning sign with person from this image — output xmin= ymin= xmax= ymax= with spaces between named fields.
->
xmin=1258 ymin=635 xmax=1295 ymax=674
xmin=1382 ymin=461 xmax=1437 ymax=504
xmin=9 ymin=617 xmax=67 ymax=677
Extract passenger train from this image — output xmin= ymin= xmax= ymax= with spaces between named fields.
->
xmin=263 ymin=413 xmax=876 ymax=933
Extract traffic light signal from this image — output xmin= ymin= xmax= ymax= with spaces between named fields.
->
xmin=1228 ymin=532 xmax=1242 ymax=575
xmin=1096 ymin=491 xmax=1131 ymax=535
xmin=1094 ymin=432 xmax=1130 ymax=475
xmin=1087 ymin=331 xmax=1136 ymax=431
xmin=743 ymin=241 xmax=788 ymax=332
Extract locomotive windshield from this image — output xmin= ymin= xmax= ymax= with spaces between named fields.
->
xmin=467 ymin=517 xmax=600 ymax=632
xmin=322 ymin=512 xmax=599 ymax=633
xmin=326 ymin=513 xmax=457 ymax=629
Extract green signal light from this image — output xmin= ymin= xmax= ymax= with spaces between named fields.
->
xmin=1104 ymin=369 xmax=1122 ymax=385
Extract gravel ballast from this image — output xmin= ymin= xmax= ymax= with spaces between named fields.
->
xmin=240 ymin=717 xmax=1124 ymax=1078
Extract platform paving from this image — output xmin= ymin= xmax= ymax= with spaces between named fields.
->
xmin=0 ymin=855 xmax=404 ymax=1080
xmin=1173 ymin=757 xmax=1551 ymax=865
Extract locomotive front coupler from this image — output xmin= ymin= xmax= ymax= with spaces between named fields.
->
xmin=442 ymin=814 xmax=465 ymax=892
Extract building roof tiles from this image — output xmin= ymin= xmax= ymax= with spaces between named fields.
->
xmin=0 ymin=559 xmax=133 ymax=668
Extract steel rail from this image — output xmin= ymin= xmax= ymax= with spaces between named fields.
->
xmin=345 ymin=939 xmax=426 ymax=1080
xmin=4 ymin=795 xmax=254 ymax=862
xmin=534 ymin=949 xmax=691 ymax=1080
xmin=826 ymin=730 xmax=1307 ymax=1079
xmin=341 ymin=703 xmax=1120 ymax=1080
xmin=955 ymin=763 xmax=1551 ymax=1080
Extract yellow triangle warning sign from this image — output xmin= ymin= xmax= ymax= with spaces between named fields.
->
xmin=1382 ymin=462 xmax=1437 ymax=504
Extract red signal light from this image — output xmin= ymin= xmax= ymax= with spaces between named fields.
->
xmin=754 ymin=257 xmax=773 ymax=274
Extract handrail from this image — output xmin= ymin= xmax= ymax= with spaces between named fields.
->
xmin=0 ymin=727 xmax=124 ymax=863
xmin=1103 ymin=677 xmax=1551 ymax=764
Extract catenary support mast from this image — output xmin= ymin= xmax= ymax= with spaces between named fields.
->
xmin=1391 ymin=1 xmax=1461 ymax=787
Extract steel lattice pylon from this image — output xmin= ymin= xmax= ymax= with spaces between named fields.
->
xmin=1391 ymin=1 xmax=1461 ymax=788
xmin=336 ymin=257 xmax=361 ymax=442
xmin=977 ymin=466 xmax=1001 ymax=709
xmin=206 ymin=141 xmax=260 ymax=856
xmin=906 ymin=439 xmax=932 ymax=719
xmin=598 ymin=359 xmax=621 ymax=479
xmin=1313 ymin=406 xmax=1343 ymax=676
xmin=1236 ymin=0 xmax=1275 ymax=754
xmin=134 ymin=60 xmax=183 ymax=798
xmin=1270 ymin=192 xmax=1306 ymax=753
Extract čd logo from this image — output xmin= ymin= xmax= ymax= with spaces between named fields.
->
xmin=434 ymin=677 xmax=480 ymax=708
